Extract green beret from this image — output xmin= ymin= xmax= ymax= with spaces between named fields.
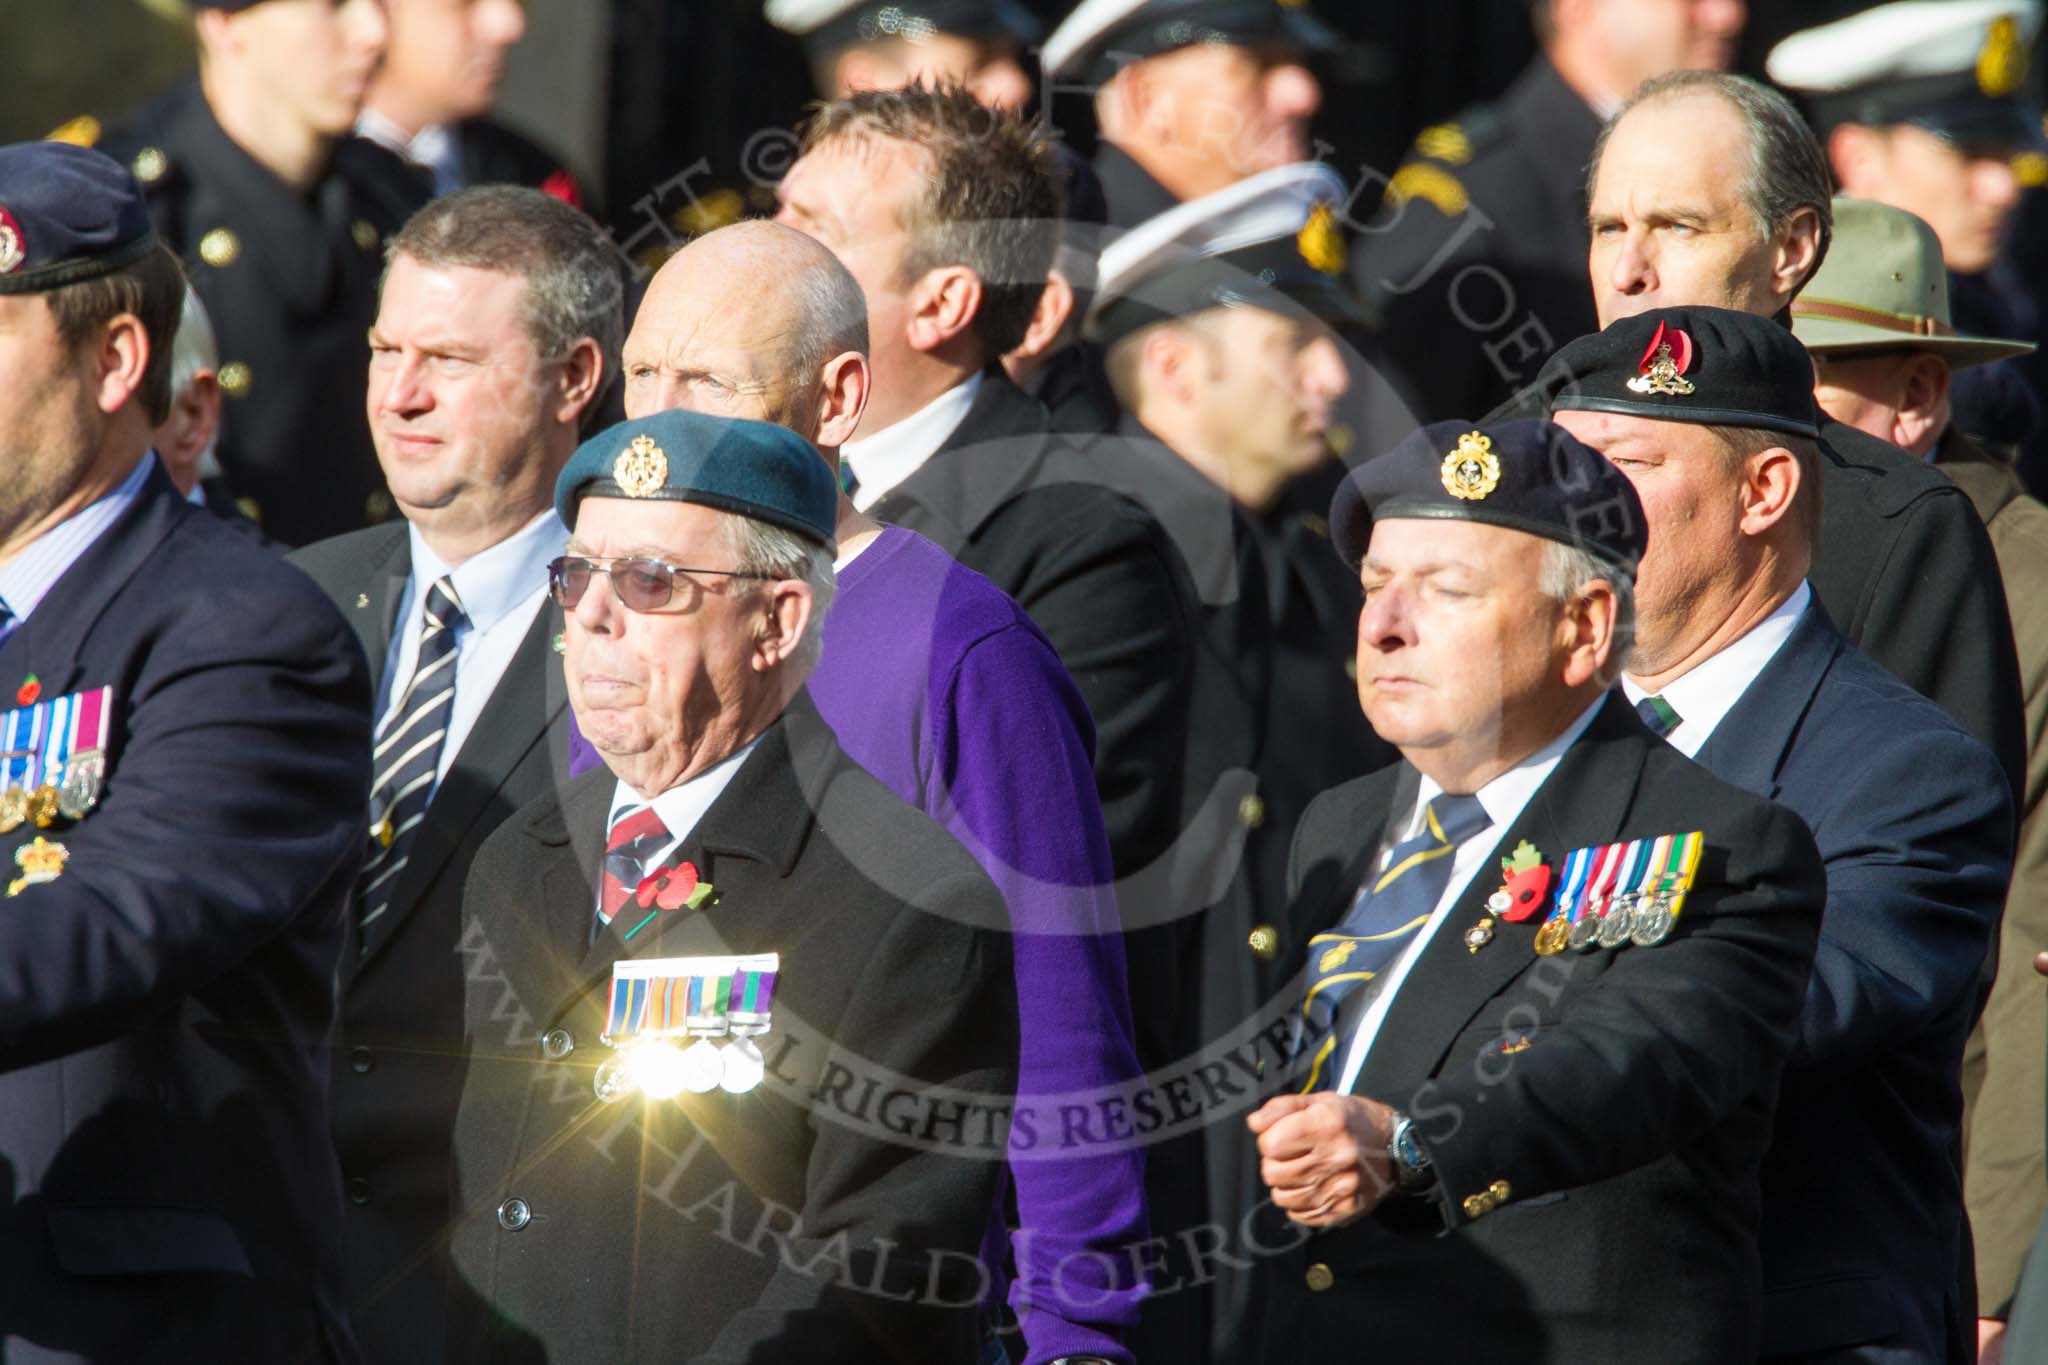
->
xmin=555 ymin=409 xmax=839 ymax=548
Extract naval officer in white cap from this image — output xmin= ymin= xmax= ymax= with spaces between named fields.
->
xmin=765 ymin=0 xmax=1041 ymax=109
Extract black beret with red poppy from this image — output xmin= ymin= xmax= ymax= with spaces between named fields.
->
xmin=1541 ymin=306 xmax=1822 ymax=440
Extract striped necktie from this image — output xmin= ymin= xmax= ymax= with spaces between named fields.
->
xmin=0 ymin=597 xmax=15 ymax=646
xmin=1302 ymin=792 xmax=1491 ymax=1090
xmin=357 ymin=576 xmax=466 ymax=940
xmin=598 ymin=804 xmax=673 ymax=936
xmin=1636 ymin=694 xmax=1682 ymax=738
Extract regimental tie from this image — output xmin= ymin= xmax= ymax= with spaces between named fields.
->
xmin=1299 ymin=792 xmax=1492 ymax=1091
xmin=598 ymin=804 xmax=673 ymax=938
xmin=0 ymin=596 xmax=16 ymax=646
xmin=1636 ymin=694 xmax=1682 ymax=739
xmin=356 ymin=577 xmax=466 ymax=942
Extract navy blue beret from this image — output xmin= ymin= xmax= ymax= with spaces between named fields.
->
xmin=1542 ymin=306 xmax=1823 ymax=440
xmin=0 ymin=142 xmax=157 ymax=296
xmin=555 ymin=410 xmax=839 ymax=549
xmin=1331 ymin=418 xmax=1648 ymax=574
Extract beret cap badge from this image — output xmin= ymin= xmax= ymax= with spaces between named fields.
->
xmin=1440 ymin=430 xmax=1502 ymax=501
xmin=1626 ymin=320 xmax=1696 ymax=397
xmin=0 ymin=208 xmax=23 ymax=276
xmin=613 ymin=434 xmax=669 ymax=499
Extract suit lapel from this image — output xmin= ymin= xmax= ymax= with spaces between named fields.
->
xmin=1692 ymin=601 xmax=1842 ymax=801
xmin=354 ymin=601 xmax=570 ymax=974
xmin=1356 ymin=695 xmax=1647 ymax=1094
xmin=0 ymin=463 xmax=188 ymax=706
xmin=869 ymin=369 xmax=1057 ymax=544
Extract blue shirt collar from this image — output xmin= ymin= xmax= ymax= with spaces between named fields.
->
xmin=404 ymin=509 xmax=567 ymax=635
xmin=0 ymin=452 xmax=156 ymax=624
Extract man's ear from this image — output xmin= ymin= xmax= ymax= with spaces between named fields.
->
xmin=554 ymin=337 xmax=606 ymax=428
xmin=754 ymin=582 xmax=814 ymax=672
xmin=1768 ymin=205 xmax=1824 ymax=306
xmin=1008 ymin=267 xmax=1077 ymax=363
xmin=92 ymin=312 xmax=152 ymax=417
xmin=812 ymin=350 xmax=870 ymax=448
xmin=903 ymin=265 xmax=983 ymax=355
xmin=1892 ymin=351 xmax=1952 ymax=454
xmin=1141 ymin=322 xmax=1207 ymax=408
xmin=1737 ymin=444 xmax=1802 ymax=538
xmin=1826 ymin=123 xmax=1885 ymax=196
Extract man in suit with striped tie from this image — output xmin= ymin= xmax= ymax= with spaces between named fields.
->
xmin=288 ymin=183 xmax=625 ymax=1365
xmin=1248 ymin=417 xmax=1826 ymax=1362
xmin=443 ymin=409 xmax=1018 ymax=1363
xmin=1548 ymin=306 xmax=2013 ymax=1365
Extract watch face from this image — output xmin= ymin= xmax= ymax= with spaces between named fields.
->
xmin=1394 ymin=1123 xmax=1428 ymax=1169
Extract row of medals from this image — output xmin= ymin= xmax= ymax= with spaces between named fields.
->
xmin=0 ymin=754 xmax=103 ymax=833
xmin=1529 ymin=885 xmax=1679 ymax=956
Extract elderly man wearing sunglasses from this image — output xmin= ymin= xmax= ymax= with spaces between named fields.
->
xmin=444 ymin=405 xmax=1022 ymax=1364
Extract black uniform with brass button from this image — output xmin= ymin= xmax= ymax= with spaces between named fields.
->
xmin=1348 ymin=55 xmax=1604 ymax=425
xmin=1257 ymin=419 xmax=1826 ymax=1364
xmin=102 ymin=79 xmax=430 ymax=546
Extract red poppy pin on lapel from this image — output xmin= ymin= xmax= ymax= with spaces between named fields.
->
xmin=1466 ymin=841 xmax=1553 ymax=953
xmin=623 ymin=861 xmax=716 ymax=941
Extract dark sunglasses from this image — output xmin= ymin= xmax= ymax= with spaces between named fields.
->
xmin=547 ymin=556 xmax=772 ymax=612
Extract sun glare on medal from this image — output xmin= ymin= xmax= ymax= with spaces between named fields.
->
xmin=626 ymin=1038 xmax=693 ymax=1100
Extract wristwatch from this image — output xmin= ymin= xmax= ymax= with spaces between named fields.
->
xmin=1387 ymin=1112 xmax=1436 ymax=1194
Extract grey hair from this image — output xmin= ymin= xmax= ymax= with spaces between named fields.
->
xmin=1540 ymin=540 xmax=1635 ymax=686
xmin=1591 ymin=71 xmax=1834 ymax=297
xmin=167 ymin=285 xmax=217 ymax=398
xmin=722 ymin=513 xmax=837 ymax=676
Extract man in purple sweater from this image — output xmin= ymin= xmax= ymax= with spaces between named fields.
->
xmin=565 ymin=220 xmax=1148 ymax=1365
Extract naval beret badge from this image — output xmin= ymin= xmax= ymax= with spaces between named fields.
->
xmin=614 ymin=433 xmax=668 ymax=499
xmin=1626 ymin=320 xmax=1696 ymax=397
xmin=1440 ymin=430 xmax=1501 ymax=501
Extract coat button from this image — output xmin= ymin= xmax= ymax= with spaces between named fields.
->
xmin=1463 ymin=1191 xmax=1489 ymax=1220
xmin=346 ymin=1176 xmax=371 ymax=1207
xmin=199 ymin=227 xmax=240 ymax=268
xmin=218 ymin=361 xmax=252 ymax=399
xmin=497 ymin=1198 xmax=531 ymax=1231
xmin=1247 ymin=924 xmax=1279 ymax=960
xmin=1237 ymin=793 xmax=1266 ymax=830
xmin=348 ymin=1046 xmax=375 ymax=1074
xmin=1305 ymin=1262 xmax=1335 ymax=1292
xmin=541 ymin=1028 xmax=574 ymax=1060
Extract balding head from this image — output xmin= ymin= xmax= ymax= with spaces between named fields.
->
xmin=623 ymin=221 xmax=871 ymax=449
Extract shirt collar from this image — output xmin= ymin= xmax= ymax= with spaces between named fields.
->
xmin=840 ymin=371 xmax=983 ymax=507
xmin=405 ymin=510 xmax=567 ymax=636
xmin=1410 ymin=692 xmax=1608 ymax=836
xmin=606 ymin=733 xmax=764 ymax=847
xmin=1621 ymin=582 xmax=1810 ymax=757
xmin=355 ymin=108 xmax=460 ymax=193
xmin=0 ymin=452 xmax=155 ymax=624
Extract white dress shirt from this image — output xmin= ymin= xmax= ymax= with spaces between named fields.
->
xmin=842 ymin=371 xmax=983 ymax=512
xmin=376 ymin=512 xmax=566 ymax=800
xmin=598 ymin=735 xmax=762 ymax=914
xmin=1620 ymin=583 xmax=1809 ymax=758
xmin=356 ymin=108 xmax=462 ymax=197
xmin=1336 ymin=695 xmax=1606 ymax=1095
xmin=0 ymin=452 xmax=155 ymax=625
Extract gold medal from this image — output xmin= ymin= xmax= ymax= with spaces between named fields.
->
xmin=1532 ymin=917 xmax=1570 ymax=956
xmin=0 ymin=785 xmax=26 ymax=834
xmin=27 ymin=784 xmax=60 ymax=829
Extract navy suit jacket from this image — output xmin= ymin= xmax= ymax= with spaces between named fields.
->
xmin=0 ymin=463 xmax=371 ymax=1363
xmin=1693 ymin=601 xmax=2013 ymax=1361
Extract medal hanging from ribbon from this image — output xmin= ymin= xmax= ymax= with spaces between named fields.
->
xmin=595 ymin=953 xmax=780 ymax=1101
xmin=0 ymin=686 xmax=111 ymax=833
xmin=1536 ymin=831 xmax=1708 ymax=956
xmin=1534 ymin=844 xmax=1593 ymax=956
xmin=1630 ymin=831 xmax=1704 ymax=946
